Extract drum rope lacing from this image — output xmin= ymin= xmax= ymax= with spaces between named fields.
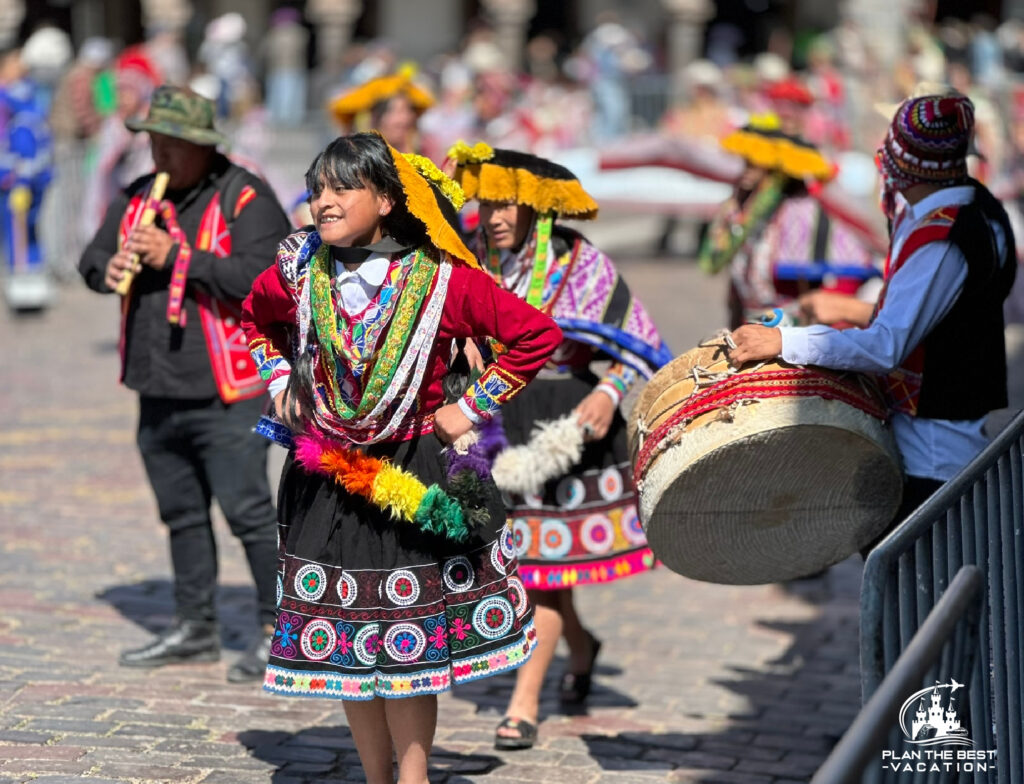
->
xmin=633 ymin=359 xmax=888 ymax=488
xmin=634 ymin=357 xmax=758 ymax=490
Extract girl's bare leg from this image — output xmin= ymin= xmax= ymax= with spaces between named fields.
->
xmin=557 ymin=588 xmax=596 ymax=671
xmin=497 ymin=588 xmax=563 ymax=735
xmin=343 ymin=697 xmax=394 ymax=784
xmin=385 ymin=694 xmax=437 ymax=784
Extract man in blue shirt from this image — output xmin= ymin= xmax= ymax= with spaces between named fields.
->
xmin=728 ymin=94 xmax=1016 ymax=529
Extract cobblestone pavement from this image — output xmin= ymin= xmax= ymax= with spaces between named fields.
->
xmin=0 ymin=247 xmax=876 ymax=784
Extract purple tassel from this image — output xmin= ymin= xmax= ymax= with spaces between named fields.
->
xmin=476 ymin=413 xmax=509 ymax=459
xmin=446 ymin=414 xmax=509 ymax=480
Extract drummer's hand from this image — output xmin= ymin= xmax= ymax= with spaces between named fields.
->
xmin=799 ymin=290 xmax=872 ymax=326
xmin=727 ymin=325 xmax=782 ymax=366
xmin=575 ymin=390 xmax=616 ymax=442
xmin=434 ymin=403 xmax=474 ymax=444
xmin=125 ymin=225 xmax=175 ymax=270
xmin=104 ymin=250 xmax=135 ymax=291
xmin=273 ymin=387 xmax=309 ymax=434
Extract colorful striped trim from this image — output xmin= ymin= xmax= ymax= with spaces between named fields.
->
xmin=633 ymin=367 xmax=888 ymax=485
xmin=264 ymin=663 xmax=451 ymax=701
xmin=263 ymin=619 xmax=536 ymax=700
xmin=519 ymin=549 xmax=656 ymax=589
xmin=449 ymin=620 xmax=536 ymax=684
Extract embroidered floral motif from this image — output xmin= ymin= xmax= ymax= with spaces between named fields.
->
xmin=462 ymin=366 xmax=527 ymax=421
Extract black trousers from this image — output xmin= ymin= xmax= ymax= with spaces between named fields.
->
xmin=136 ymin=395 xmax=278 ymax=627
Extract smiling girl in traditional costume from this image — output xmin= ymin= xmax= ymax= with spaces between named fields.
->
xmin=241 ymin=132 xmax=561 ymax=784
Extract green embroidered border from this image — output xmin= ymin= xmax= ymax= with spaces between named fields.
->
xmin=309 ymin=247 xmax=437 ymax=421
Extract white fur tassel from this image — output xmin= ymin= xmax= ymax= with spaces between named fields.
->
xmin=450 ymin=428 xmax=480 ymax=455
xmin=491 ymin=414 xmax=585 ymax=496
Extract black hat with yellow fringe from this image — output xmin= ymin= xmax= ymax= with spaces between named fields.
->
xmin=447 ymin=141 xmax=599 ymax=220
xmin=720 ymin=114 xmax=835 ymax=182
xmin=330 ymin=64 xmax=435 ymax=127
xmin=384 ymin=141 xmax=478 ymax=268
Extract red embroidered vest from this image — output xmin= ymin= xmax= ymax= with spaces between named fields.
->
xmin=118 ymin=179 xmax=265 ymax=403
xmin=874 ymin=206 xmax=960 ymax=416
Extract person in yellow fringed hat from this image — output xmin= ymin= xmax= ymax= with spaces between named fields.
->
xmin=285 ymin=67 xmax=436 ymax=230
xmin=328 ymin=64 xmax=435 ymax=153
xmin=698 ymin=113 xmax=878 ymax=329
xmin=448 ymin=141 xmax=670 ymax=752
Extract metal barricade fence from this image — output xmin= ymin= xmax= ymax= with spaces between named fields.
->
xmin=857 ymin=409 xmax=1024 ymax=784
xmin=812 ymin=565 xmax=983 ymax=784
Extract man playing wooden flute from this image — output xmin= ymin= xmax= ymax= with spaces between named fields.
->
xmin=78 ymin=86 xmax=291 ymax=682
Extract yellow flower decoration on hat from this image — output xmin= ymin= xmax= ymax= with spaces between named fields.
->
xmin=403 ymin=153 xmax=466 ymax=211
xmin=747 ymin=113 xmax=781 ymax=132
xmin=447 ymin=140 xmax=495 ymax=165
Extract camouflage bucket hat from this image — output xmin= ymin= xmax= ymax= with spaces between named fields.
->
xmin=125 ymin=85 xmax=228 ymax=147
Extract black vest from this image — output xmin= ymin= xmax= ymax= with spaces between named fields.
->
xmin=916 ymin=182 xmax=1016 ymax=419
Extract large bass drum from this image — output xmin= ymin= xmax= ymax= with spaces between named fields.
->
xmin=629 ymin=338 xmax=902 ymax=584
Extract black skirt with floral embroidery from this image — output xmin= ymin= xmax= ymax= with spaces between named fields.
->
xmin=265 ymin=432 xmax=535 ymax=701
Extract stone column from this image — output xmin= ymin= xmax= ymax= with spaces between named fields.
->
xmin=480 ymin=0 xmax=536 ymax=73
xmin=0 ymin=0 xmax=23 ymax=50
xmin=307 ymin=0 xmax=363 ymax=71
xmin=140 ymin=0 xmax=193 ymax=35
xmin=840 ymin=0 xmax=909 ymax=73
xmin=661 ymin=0 xmax=713 ymax=101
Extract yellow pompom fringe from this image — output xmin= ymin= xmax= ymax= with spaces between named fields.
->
xmin=386 ymin=141 xmax=479 ymax=267
xmin=721 ymin=129 xmax=835 ymax=182
xmin=329 ymin=67 xmax=435 ymax=124
xmin=455 ymin=162 xmax=599 ymax=220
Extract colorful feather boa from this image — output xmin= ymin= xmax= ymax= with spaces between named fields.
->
xmin=290 ymin=416 xmax=509 ymax=542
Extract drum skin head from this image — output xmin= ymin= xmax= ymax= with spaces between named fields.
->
xmin=643 ymin=422 xmax=903 ymax=584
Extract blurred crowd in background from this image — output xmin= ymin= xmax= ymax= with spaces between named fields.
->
xmin=3 ymin=2 xmax=1024 ymax=287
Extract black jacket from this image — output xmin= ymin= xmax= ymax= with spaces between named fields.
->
xmin=79 ymin=155 xmax=290 ymax=399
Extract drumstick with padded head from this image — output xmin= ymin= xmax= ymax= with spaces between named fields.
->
xmin=114 ymin=172 xmax=170 ymax=296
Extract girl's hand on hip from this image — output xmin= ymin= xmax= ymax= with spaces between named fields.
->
xmin=434 ymin=403 xmax=474 ymax=444
xmin=273 ymin=388 xmax=308 ymax=433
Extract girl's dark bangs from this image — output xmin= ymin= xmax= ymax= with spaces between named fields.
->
xmin=305 ymin=140 xmax=370 ymax=196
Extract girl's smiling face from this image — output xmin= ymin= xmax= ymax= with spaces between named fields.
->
xmin=310 ymin=176 xmax=393 ymax=247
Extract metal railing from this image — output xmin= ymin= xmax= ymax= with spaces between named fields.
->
xmin=811 ymin=565 xmax=983 ymax=784
xmin=857 ymin=408 xmax=1024 ymax=783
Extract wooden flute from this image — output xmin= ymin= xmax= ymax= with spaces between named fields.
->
xmin=114 ymin=171 xmax=170 ymax=296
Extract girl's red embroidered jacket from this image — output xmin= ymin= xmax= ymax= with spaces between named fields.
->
xmin=241 ymin=232 xmax=562 ymax=442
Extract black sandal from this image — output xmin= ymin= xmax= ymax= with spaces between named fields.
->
xmin=494 ymin=716 xmax=538 ymax=750
xmin=559 ymin=634 xmax=602 ymax=704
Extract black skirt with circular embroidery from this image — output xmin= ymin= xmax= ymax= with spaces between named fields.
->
xmin=500 ymin=370 xmax=656 ymax=590
xmin=265 ymin=432 xmax=535 ymax=701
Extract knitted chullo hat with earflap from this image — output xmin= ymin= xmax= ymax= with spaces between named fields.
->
xmin=876 ymin=94 xmax=975 ymax=192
